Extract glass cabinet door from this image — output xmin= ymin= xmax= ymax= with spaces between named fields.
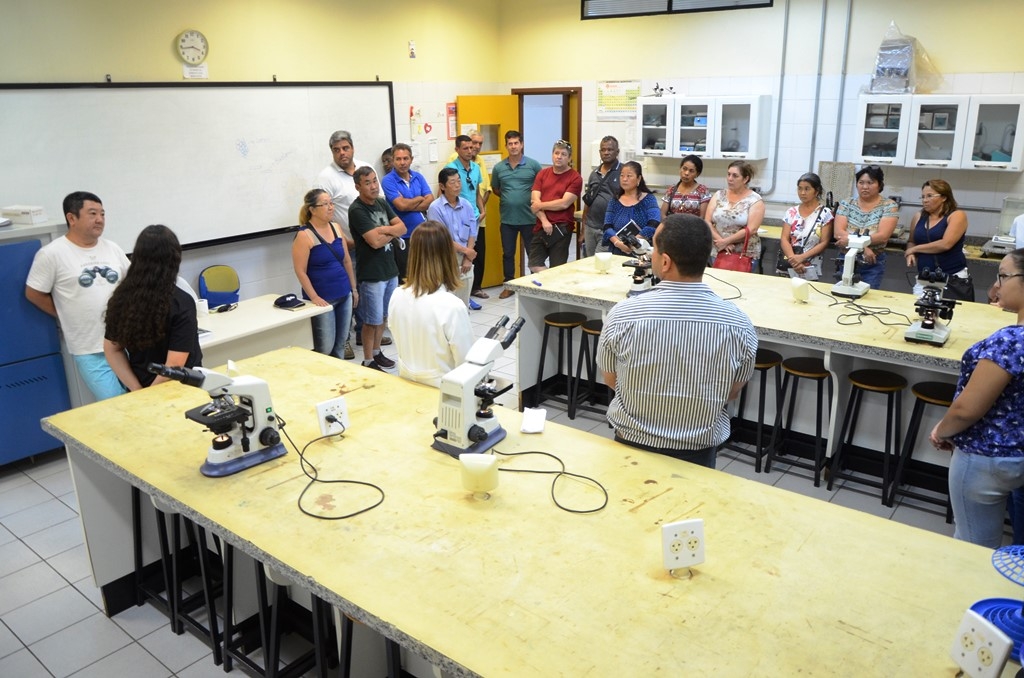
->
xmin=961 ymin=96 xmax=1024 ymax=171
xmin=854 ymin=95 xmax=912 ymax=166
xmin=636 ymin=98 xmax=672 ymax=157
xmin=906 ymin=96 xmax=969 ymax=169
xmin=675 ymin=100 xmax=711 ymax=158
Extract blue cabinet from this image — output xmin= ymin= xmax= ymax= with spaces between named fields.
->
xmin=0 ymin=239 xmax=70 ymax=465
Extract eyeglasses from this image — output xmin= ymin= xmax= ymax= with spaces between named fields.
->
xmin=555 ymin=140 xmax=572 ymax=153
xmin=461 ymin=169 xmax=474 ymax=191
xmin=997 ymin=273 xmax=1024 ymax=285
xmin=920 ymin=193 xmax=941 ymax=200
xmin=314 ymin=202 xmax=332 ymax=208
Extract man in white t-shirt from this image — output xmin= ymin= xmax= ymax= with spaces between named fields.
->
xmin=25 ymin=191 xmax=131 ymax=400
xmin=314 ymin=130 xmax=373 ymax=248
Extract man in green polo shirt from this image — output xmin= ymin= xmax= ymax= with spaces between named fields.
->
xmin=491 ymin=130 xmax=542 ymax=299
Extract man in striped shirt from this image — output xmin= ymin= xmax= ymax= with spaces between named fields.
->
xmin=597 ymin=213 xmax=757 ymax=469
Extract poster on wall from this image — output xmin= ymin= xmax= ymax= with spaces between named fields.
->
xmin=447 ymin=103 xmax=457 ymax=139
xmin=597 ymin=80 xmax=641 ymax=120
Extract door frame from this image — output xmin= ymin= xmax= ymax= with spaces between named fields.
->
xmin=512 ymin=87 xmax=582 ymax=172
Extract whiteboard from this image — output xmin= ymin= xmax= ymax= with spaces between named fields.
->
xmin=0 ymin=82 xmax=395 ymax=250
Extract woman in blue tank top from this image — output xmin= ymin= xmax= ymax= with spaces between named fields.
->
xmin=292 ymin=189 xmax=358 ymax=359
xmin=903 ymin=179 xmax=974 ymax=301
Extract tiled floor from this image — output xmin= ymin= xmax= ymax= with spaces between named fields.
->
xmin=1 ymin=281 xmax=969 ymax=676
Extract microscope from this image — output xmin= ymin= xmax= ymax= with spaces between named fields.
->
xmin=615 ymin=220 xmax=656 ymax=296
xmin=905 ymin=269 xmax=958 ymax=347
xmin=148 ymin=363 xmax=287 ymax=477
xmin=432 ymin=315 xmax=524 ymax=457
xmin=831 ymin=232 xmax=872 ymax=299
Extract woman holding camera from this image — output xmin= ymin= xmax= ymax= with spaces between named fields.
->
xmin=778 ymin=172 xmax=834 ymax=280
xmin=604 ymin=161 xmax=661 ymax=256
xmin=904 ymin=179 xmax=974 ymax=301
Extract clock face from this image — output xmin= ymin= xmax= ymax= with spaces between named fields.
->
xmin=177 ymin=30 xmax=208 ymax=65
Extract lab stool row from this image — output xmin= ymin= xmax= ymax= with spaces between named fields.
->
xmin=723 ymin=348 xmax=955 ymax=519
xmin=531 ymin=311 xmax=609 ymax=420
xmin=131 ymin=487 xmax=404 ymax=677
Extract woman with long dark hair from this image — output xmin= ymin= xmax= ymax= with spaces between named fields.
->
xmin=603 ymin=160 xmax=661 ymax=255
xmin=104 ymin=224 xmax=202 ymax=391
xmin=387 ymin=220 xmax=473 ymax=387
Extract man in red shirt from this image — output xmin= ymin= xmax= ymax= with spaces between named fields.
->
xmin=528 ymin=140 xmax=582 ymax=273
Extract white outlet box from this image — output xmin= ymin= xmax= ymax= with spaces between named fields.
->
xmin=316 ymin=397 xmax=350 ymax=436
xmin=662 ymin=518 xmax=705 ymax=570
xmin=949 ymin=609 xmax=1012 ymax=678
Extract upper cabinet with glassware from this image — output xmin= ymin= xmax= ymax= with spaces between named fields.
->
xmin=636 ymin=95 xmax=771 ymax=161
xmin=855 ymin=94 xmax=1024 ymax=171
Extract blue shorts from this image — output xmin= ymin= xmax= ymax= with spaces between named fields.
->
xmin=74 ymin=352 xmax=128 ymax=400
xmin=357 ymin=277 xmax=397 ymax=326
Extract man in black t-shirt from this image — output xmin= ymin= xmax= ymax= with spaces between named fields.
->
xmin=348 ymin=166 xmax=406 ymax=371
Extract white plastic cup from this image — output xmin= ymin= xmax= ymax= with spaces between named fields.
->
xmin=196 ymin=298 xmax=209 ymax=317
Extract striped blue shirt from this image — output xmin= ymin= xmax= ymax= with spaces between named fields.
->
xmin=597 ymin=281 xmax=757 ymax=452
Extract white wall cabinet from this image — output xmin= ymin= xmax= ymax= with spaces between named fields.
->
xmin=637 ymin=95 xmax=771 ymax=160
xmin=854 ymin=95 xmax=912 ymax=166
xmin=856 ymin=94 xmax=1024 ymax=171
xmin=906 ymin=95 xmax=970 ymax=169
xmin=636 ymin=97 xmax=672 ymax=157
xmin=961 ymin=96 xmax=1024 ymax=171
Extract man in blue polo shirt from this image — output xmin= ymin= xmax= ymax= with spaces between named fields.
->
xmin=491 ymin=130 xmax=541 ymax=299
xmin=381 ymin=143 xmax=433 ymax=281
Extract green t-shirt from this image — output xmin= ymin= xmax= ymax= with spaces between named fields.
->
xmin=349 ymin=197 xmax=399 ymax=282
xmin=491 ymin=156 xmax=542 ymax=225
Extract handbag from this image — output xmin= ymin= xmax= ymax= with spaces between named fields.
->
xmin=713 ymin=228 xmax=754 ymax=273
xmin=776 ymin=206 xmax=823 ymax=273
xmin=583 ymin=166 xmax=616 ymax=206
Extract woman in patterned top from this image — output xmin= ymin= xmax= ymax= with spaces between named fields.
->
xmin=931 ymin=248 xmax=1024 ymax=547
xmin=833 ymin=165 xmax=899 ymax=289
xmin=660 ymin=154 xmax=711 ymax=221
xmin=778 ymin=172 xmax=834 ymax=281
xmin=706 ymin=160 xmax=764 ymax=270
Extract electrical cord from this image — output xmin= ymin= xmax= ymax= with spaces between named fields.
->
xmin=704 ymin=272 xmax=742 ymax=300
xmin=277 ymin=414 xmax=385 ymax=520
xmin=491 ymin=448 xmax=608 ymax=514
xmin=835 ymin=299 xmax=912 ymax=327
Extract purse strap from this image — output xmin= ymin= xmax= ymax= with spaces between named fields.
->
xmin=307 ymin=223 xmax=348 ymax=271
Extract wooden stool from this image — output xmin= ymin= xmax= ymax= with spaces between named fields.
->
xmin=827 ymin=369 xmax=907 ymax=501
xmin=132 ymin=488 xmax=223 ymax=665
xmin=533 ymin=312 xmax=587 ymax=409
xmin=766 ymin=357 xmax=833 ymax=485
xmin=724 ymin=348 xmax=783 ymax=472
xmin=569 ymin=319 xmax=607 ymax=420
xmin=222 ymin=544 xmax=337 ymax=677
xmin=886 ymin=381 xmax=956 ymax=520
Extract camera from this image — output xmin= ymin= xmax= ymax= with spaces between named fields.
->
xmin=777 ymin=245 xmax=803 ymax=272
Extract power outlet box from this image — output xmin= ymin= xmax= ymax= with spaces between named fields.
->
xmin=949 ymin=609 xmax=1012 ymax=678
xmin=662 ymin=518 xmax=705 ymax=570
xmin=316 ymin=397 xmax=350 ymax=436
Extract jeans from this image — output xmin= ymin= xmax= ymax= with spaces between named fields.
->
xmin=836 ymin=251 xmax=886 ymax=289
xmin=358 ymin=277 xmax=398 ymax=326
xmin=74 ymin=353 xmax=128 ymax=400
xmin=948 ymin=448 xmax=1024 ymax=548
xmin=472 ymin=225 xmax=486 ymax=292
xmin=500 ymin=223 xmax=533 ymax=281
xmin=310 ymin=294 xmax=353 ymax=359
xmin=584 ymin=227 xmax=607 ymax=258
